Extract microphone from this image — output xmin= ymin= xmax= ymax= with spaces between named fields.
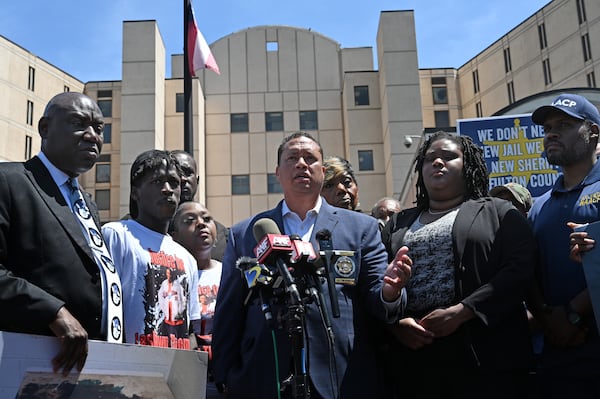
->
xmin=289 ymin=234 xmax=318 ymax=264
xmin=253 ymin=219 xmax=294 ymax=264
xmin=289 ymin=234 xmax=335 ymax=343
xmin=252 ymin=218 xmax=302 ymax=305
xmin=236 ymin=256 xmax=273 ymax=289
xmin=236 ymin=256 xmax=274 ymax=324
xmin=316 ymin=229 xmax=340 ymax=318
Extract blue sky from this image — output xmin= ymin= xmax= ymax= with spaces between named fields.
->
xmin=1 ymin=1 xmax=550 ymax=82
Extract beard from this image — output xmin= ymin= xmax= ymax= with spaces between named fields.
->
xmin=545 ymin=134 xmax=593 ymax=166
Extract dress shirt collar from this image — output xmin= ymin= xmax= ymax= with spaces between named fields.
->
xmin=37 ymin=151 xmax=72 ymax=188
xmin=281 ymin=196 xmax=322 ymax=241
xmin=37 ymin=151 xmax=77 ymax=206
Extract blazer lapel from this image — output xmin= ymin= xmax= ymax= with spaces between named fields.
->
xmin=452 ymin=200 xmax=484 ymax=265
xmin=268 ymin=203 xmax=286 ymax=236
xmin=24 ymin=157 xmax=96 ymax=261
xmin=312 ymin=201 xmax=339 ymax=248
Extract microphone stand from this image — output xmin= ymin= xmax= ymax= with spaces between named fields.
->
xmin=275 ymin=258 xmax=311 ymax=399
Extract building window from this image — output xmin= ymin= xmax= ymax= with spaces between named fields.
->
xmin=64 ymin=85 xmax=70 ymax=92
xmin=576 ymin=0 xmax=587 ymax=24
xmin=95 ymin=189 xmax=110 ymax=211
xmin=231 ymin=113 xmax=249 ymax=133
xmin=95 ymin=155 xmax=111 ymax=183
xmin=587 ymin=71 xmax=596 ymax=88
xmin=432 ymin=87 xmax=448 ymax=104
xmin=267 ymin=174 xmax=283 ymax=193
xmin=265 ymin=112 xmax=284 ymax=131
xmin=97 ymin=100 xmax=112 ymax=118
xmin=176 ymin=93 xmax=184 ymax=113
xmin=476 ymin=102 xmax=483 ymax=118
xmin=503 ymin=48 xmax=512 ymax=73
xmin=24 ymin=135 xmax=32 ymax=160
xmin=354 ymin=86 xmax=370 ymax=106
xmin=538 ymin=23 xmax=547 ymax=50
xmin=543 ymin=58 xmax=552 ymax=85
xmin=97 ymin=90 xmax=113 ymax=98
xmin=582 ymin=34 xmax=592 ymax=62
xmin=97 ymin=90 xmax=112 ymax=118
xmin=434 ymin=110 xmax=450 ymax=128
xmin=232 ymin=175 xmax=250 ymax=195
xmin=431 ymin=76 xmax=448 ymax=105
xmin=103 ymin=123 xmax=112 ymax=144
xmin=27 ymin=66 xmax=35 ymax=91
xmin=26 ymin=100 xmax=34 ymax=126
xmin=358 ymin=150 xmax=374 ymax=171
xmin=507 ymin=81 xmax=515 ymax=104
xmin=472 ymin=70 xmax=480 ymax=94
xmin=267 ymin=41 xmax=278 ymax=52
xmin=299 ymin=110 xmax=318 ymax=130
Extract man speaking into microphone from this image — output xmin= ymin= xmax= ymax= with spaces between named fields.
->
xmin=212 ymin=132 xmax=411 ymax=399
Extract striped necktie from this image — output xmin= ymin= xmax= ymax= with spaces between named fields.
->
xmin=67 ymin=178 xmax=123 ymax=343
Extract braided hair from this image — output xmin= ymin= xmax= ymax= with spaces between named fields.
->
xmin=413 ymin=131 xmax=489 ymax=209
xmin=129 ymin=149 xmax=183 ymax=219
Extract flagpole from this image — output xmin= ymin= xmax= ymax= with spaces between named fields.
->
xmin=183 ymin=0 xmax=193 ymax=154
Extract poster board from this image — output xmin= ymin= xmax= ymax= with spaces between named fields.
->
xmin=0 ymin=331 xmax=208 ymax=399
xmin=457 ymin=114 xmax=559 ymax=198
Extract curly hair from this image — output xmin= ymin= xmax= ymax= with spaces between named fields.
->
xmin=413 ymin=131 xmax=488 ymax=209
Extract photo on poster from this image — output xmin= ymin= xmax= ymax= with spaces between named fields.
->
xmin=16 ymin=371 xmax=174 ymax=399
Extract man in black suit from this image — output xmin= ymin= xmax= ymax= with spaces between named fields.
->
xmin=0 ymin=92 xmax=107 ymax=375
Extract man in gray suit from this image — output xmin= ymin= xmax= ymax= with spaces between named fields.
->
xmin=213 ymin=131 xmax=411 ymax=398
xmin=0 ymin=92 xmax=107 ymax=375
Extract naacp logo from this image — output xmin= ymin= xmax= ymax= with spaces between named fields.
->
xmin=552 ymin=99 xmax=577 ymax=108
xmin=334 ymin=256 xmax=355 ymax=278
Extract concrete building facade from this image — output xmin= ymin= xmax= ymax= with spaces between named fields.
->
xmin=0 ymin=37 xmax=84 ymax=163
xmin=1 ymin=0 xmax=599 ymax=224
xmin=83 ymin=10 xmax=421 ymax=225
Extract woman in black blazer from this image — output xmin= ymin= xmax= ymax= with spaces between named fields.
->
xmin=381 ymin=131 xmax=536 ymax=398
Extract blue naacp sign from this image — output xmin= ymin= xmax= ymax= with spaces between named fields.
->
xmin=457 ymin=114 xmax=560 ymax=198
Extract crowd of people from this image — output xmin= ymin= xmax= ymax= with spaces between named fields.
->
xmin=2 ymin=90 xmax=600 ymax=398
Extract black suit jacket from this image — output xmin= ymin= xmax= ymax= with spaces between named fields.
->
xmin=0 ymin=156 xmax=103 ymax=338
xmin=381 ymin=197 xmax=535 ymax=370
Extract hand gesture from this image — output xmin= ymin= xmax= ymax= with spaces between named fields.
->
xmin=419 ymin=303 xmax=473 ymax=338
xmin=389 ymin=317 xmax=434 ymax=350
xmin=383 ymin=246 xmax=412 ymax=302
xmin=48 ymin=306 xmax=89 ymax=376
xmin=568 ymin=222 xmax=595 ymax=263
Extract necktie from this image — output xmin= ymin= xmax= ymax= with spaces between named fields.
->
xmin=67 ymin=178 xmax=123 ymax=343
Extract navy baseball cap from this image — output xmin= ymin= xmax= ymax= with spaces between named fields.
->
xmin=532 ymin=93 xmax=600 ymax=126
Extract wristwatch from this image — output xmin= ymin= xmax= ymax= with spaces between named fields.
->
xmin=564 ymin=303 xmax=583 ymax=327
